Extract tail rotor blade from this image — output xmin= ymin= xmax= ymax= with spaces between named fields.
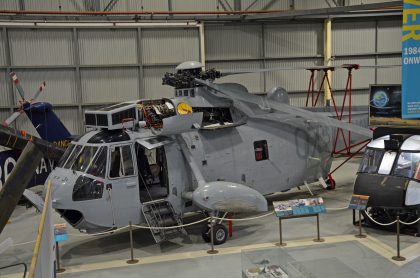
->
xmin=31 ymin=81 xmax=46 ymax=102
xmin=3 ymin=111 xmax=23 ymax=127
xmin=9 ymin=72 xmax=26 ymax=100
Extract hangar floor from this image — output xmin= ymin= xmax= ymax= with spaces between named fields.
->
xmin=1 ymin=157 xmax=420 ymax=278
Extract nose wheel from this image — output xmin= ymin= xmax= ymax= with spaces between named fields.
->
xmin=201 ymin=223 xmax=228 ymax=245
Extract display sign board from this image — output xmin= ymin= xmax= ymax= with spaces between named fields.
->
xmin=54 ymin=223 xmax=68 ymax=243
xmin=402 ymin=1 xmax=420 ymax=119
xmin=273 ymin=197 xmax=326 ymax=218
xmin=369 ymin=85 xmax=420 ymax=127
xmin=348 ymin=195 xmax=370 ymax=211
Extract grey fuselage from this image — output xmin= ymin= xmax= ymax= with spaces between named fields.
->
xmin=49 ymin=86 xmax=334 ymax=233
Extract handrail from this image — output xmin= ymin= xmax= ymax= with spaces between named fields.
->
xmin=28 ymin=180 xmax=52 ymax=278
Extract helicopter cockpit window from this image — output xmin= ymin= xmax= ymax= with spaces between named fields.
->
xmin=109 ymin=145 xmax=134 ymax=178
xmin=58 ymin=143 xmax=76 ymax=168
xmin=86 ymin=146 xmax=107 ymax=178
xmin=72 ymin=146 xmax=98 ymax=172
xmin=64 ymin=145 xmax=83 ymax=169
xmin=358 ymin=148 xmax=384 ymax=174
xmin=393 ymin=152 xmax=420 ymax=181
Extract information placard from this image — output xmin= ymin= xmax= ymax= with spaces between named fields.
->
xmin=54 ymin=223 xmax=68 ymax=243
xmin=273 ymin=197 xmax=326 ymax=218
xmin=402 ymin=1 xmax=420 ymax=119
xmin=348 ymin=195 xmax=370 ymax=211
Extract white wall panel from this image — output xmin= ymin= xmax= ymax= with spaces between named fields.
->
xmin=78 ymin=29 xmax=137 ymax=65
xmin=0 ymin=30 xmax=7 ymax=66
xmin=142 ymin=28 xmax=199 ymax=64
xmin=54 ymin=107 xmax=81 ymax=135
xmin=0 ymin=0 xmax=20 ymax=9
xmin=206 ymin=25 xmax=262 ymax=60
xmin=265 ymin=23 xmax=323 ymax=57
xmin=265 ymin=59 xmax=323 ymax=92
xmin=143 ymin=66 xmax=175 ymax=99
xmin=332 ymin=90 xmax=370 ymax=107
xmin=81 ymin=68 xmax=138 ymax=103
xmin=240 ymin=0 xmax=288 ymax=10
xmin=332 ymin=58 xmax=375 ymax=90
xmin=0 ymin=71 xmax=11 ymax=106
xmin=172 ymin=0 xmax=219 ymax=11
xmin=24 ymin=0 xmax=85 ymax=11
xmin=378 ymin=20 xmax=402 ymax=53
xmin=207 ymin=61 xmax=264 ymax=93
xmin=9 ymin=29 xmax=74 ymax=66
xmin=12 ymin=69 xmax=77 ymax=105
xmin=377 ymin=57 xmax=402 ymax=84
xmin=332 ymin=21 xmax=376 ymax=55
xmin=104 ymin=0 xmax=168 ymax=11
xmin=295 ymin=0 xmax=329 ymax=9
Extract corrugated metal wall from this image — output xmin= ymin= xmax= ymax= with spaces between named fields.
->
xmin=0 ymin=25 xmax=200 ymax=135
xmin=0 ymin=1 xmax=402 ymax=135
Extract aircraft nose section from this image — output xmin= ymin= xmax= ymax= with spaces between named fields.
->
xmin=48 ymin=168 xmax=78 ymax=206
xmin=192 ymin=181 xmax=268 ymax=213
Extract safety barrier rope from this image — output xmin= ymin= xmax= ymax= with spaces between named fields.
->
xmin=133 ymin=217 xmax=211 ymax=230
xmin=363 ymin=211 xmax=398 ymax=226
xmin=213 ymin=211 xmax=274 ymax=221
xmin=325 ymin=206 xmax=349 ymax=211
xmin=399 ymin=217 xmax=420 ymax=226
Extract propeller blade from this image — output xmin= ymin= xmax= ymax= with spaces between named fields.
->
xmin=9 ymin=72 xmax=26 ymax=100
xmin=194 ymin=79 xmax=373 ymax=138
xmin=31 ymin=81 xmax=46 ymax=102
xmin=3 ymin=111 xmax=23 ymax=127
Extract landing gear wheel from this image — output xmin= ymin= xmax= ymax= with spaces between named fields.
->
xmin=326 ymin=178 xmax=336 ymax=190
xmin=213 ymin=224 xmax=228 ymax=245
xmin=201 ymin=224 xmax=211 ymax=243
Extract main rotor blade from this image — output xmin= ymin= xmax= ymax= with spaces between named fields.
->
xmin=3 ymin=111 xmax=22 ymax=127
xmin=195 ymin=79 xmax=373 ymax=138
xmin=0 ymin=124 xmax=65 ymax=161
xmin=9 ymin=72 xmax=26 ymax=100
xmin=219 ymin=64 xmax=401 ymax=77
xmin=31 ymin=81 xmax=46 ymax=102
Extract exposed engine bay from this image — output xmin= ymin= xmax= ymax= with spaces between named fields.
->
xmin=137 ymin=99 xmax=176 ymax=129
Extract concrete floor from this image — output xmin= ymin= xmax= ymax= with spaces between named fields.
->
xmin=1 ymin=157 xmax=420 ymax=277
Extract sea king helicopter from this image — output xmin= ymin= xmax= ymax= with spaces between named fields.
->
xmin=45 ymin=61 xmax=372 ymax=245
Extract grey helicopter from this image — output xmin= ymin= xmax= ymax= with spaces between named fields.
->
xmin=47 ymin=61 xmax=372 ymax=245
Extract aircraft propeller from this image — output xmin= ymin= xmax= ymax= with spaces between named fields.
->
xmin=3 ymin=72 xmax=46 ymax=127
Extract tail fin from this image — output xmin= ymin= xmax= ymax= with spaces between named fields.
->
xmin=24 ymin=102 xmax=71 ymax=143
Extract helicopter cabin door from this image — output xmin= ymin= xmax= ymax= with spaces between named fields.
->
xmin=106 ymin=144 xmax=140 ymax=227
xmin=135 ymin=140 xmax=170 ymax=203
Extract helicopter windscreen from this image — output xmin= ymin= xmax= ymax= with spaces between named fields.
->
xmin=58 ymin=143 xmax=76 ymax=167
xmin=358 ymin=148 xmax=384 ymax=174
xmin=86 ymin=146 xmax=107 ymax=178
xmin=393 ymin=152 xmax=420 ymax=181
xmin=72 ymin=146 xmax=98 ymax=172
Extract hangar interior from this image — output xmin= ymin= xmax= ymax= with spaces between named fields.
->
xmin=0 ymin=1 xmax=419 ymax=278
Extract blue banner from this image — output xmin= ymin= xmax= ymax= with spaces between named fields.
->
xmin=402 ymin=1 xmax=420 ymax=119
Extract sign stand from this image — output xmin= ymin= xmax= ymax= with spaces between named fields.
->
xmin=275 ymin=218 xmax=286 ymax=247
xmin=355 ymin=210 xmax=367 ymax=239
xmin=313 ymin=214 xmax=325 ymax=243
